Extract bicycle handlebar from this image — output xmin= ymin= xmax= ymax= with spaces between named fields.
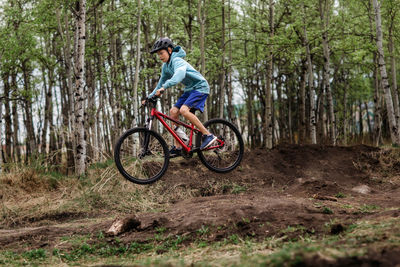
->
xmin=141 ymin=89 xmax=164 ymax=108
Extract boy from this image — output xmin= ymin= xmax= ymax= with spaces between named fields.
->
xmin=144 ymin=37 xmax=216 ymax=156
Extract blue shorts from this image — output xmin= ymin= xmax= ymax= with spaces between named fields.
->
xmin=174 ymin=90 xmax=208 ymax=113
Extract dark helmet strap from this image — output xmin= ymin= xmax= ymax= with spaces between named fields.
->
xmin=167 ymin=48 xmax=172 ymax=63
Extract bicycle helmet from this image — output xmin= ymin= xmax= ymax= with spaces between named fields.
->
xmin=150 ymin=37 xmax=175 ymax=54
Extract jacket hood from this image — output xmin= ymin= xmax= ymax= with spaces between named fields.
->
xmin=171 ymin=46 xmax=186 ymax=60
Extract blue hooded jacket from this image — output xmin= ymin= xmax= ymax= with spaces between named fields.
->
xmin=149 ymin=46 xmax=209 ymax=97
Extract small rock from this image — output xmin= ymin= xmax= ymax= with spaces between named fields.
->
xmin=351 ymin=185 xmax=371 ymax=194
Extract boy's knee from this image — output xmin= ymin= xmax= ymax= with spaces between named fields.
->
xmin=179 ymin=105 xmax=190 ymax=115
xmin=170 ymin=107 xmax=179 ymax=116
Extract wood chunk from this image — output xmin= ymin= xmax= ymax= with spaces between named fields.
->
xmin=106 ymin=216 xmax=140 ymax=236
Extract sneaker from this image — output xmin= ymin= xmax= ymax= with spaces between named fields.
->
xmin=200 ymin=134 xmax=217 ymax=150
xmin=169 ymin=146 xmax=182 ymax=157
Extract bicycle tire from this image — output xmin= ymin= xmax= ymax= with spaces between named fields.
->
xmin=114 ymin=127 xmax=169 ymax=184
xmin=197 ymin=118 xmax=244 ymax=173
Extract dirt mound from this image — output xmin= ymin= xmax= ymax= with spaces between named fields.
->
xmin=1 ymin=144 xmax=400 ymax=266
xmin=162 ymin=144 xmax=382 ymax=197
xmin=112 ymin=144 xmax=399 ymax=243
xmin=302 ymin=246 xmax=400 ymax=266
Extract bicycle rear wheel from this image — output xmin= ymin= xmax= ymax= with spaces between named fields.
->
xmin=114 ymin=127 xmax=169 ymax=184
xmin=197 ymin=119 xmax=244 ymax=173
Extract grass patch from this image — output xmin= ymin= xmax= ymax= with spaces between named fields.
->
xmin=335 ymin=192 xmax=346 ymax=198
xmin=88 ymin=159 xmax=115 ymax=170
xmin=231 ymin=184 xmax=247 ymax=194
xmin=322 ymin=206 xmax=334 ymax=214
xmin=359 ymin=204 xmax=380 ymax=213
xmin=1 ymin=216 xmax=399 ymax=266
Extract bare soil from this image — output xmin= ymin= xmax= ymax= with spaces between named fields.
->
xmin=1 ymin=144 xmax=400 ymax=265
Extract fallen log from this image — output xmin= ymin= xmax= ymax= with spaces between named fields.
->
xmin=106 ymin=216 xmax=141 ymax=236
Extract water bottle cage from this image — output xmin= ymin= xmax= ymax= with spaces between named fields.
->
xmin=175 ymin=127 xmax=189 ymax=145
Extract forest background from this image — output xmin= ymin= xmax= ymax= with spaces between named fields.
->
xmin=0 ymin=0 xmax=400 ymax=175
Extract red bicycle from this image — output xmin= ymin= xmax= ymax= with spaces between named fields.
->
xmin=114 ymin=95 xmax=244 ymax=184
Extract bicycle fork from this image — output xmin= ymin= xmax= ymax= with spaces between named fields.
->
xmin=139 ymin=116 xmax=154 ymax=158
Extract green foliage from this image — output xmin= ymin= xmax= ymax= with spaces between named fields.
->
xmin=231 ymin=184 xmax=247 ymax=194
xmin=322 ymin=207 xmax=334 ymax=214
xmin=335 ymin=192 xmax=346 ymax=198
xmin=197 ymin=225 xmax=209 ymax=236
xmin=359 ymin=204 xmax=380 ymax=213
xmin=1 ymin=0 xmax=400 ymax=169
xmin=23 ymin=249 xmax=47 ymax=261
xmin=89 ymin=159 xmax=115 ymax=170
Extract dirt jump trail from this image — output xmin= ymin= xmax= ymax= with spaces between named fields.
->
xmin=1 ymin=145 xmax=400 ymax=265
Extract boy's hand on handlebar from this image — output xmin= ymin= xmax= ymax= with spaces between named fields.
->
xmin=155 ymin=88 xmax=165 ymax=96
xmin=141 ymin=88 xmax=164 ymax=107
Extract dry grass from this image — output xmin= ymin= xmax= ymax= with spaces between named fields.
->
xmin=354 ymin=148 xmax=400 ymax=184
xmin=0 ymin=160 xmax=237 ymax=228
xmin=0 ymin=158 xmax=248 ymax=229
xmin=0 ymin=166 xmax=80 ymax=227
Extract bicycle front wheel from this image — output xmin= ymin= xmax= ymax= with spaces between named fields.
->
xmin=114 ymin=127 xmax=169 ymax=184
xmin=197 ymin=118 xmax=244 ymax=173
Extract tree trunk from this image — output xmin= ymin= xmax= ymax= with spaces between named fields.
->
xmin=22 ymin=61 xmax=37 ymax=159
xmin=264 ymin=0 xmax=274 ymax=149
xmin=359 ymin=100 xmax=364 ymax=138
xmin=0 ymin=97 xmax=3 ymax=171
xmin=108 ymin=1 xmax=121 ymax=148
xmin=2 ymin=71 xmax=12 ymax=163
xmin=95 ymin=5 xmax=105 ymax=160
xmin=343 ymin=78 xmax=348 ymax=145
xmin=373 ymin=64 xmax=383 ymax=146
xmin=365 ymin=101 xmax=372 ymax=138
xmin=41 ymin=63 xmax=53 ymax=155
xmin=319 ymin=0 xmax=336 ymax=145
xmin=219 ymin=0 xmax=226 ymax=119
xmin=73 ymin=0 xmax=87 ymax=175
xmin=287 ymin=77 xmax=294 ymax=143
xmin=299 ymin=61 xmax=307 ymax=143
xmin=227 ymin=0 xmax=234 ymax=122
xmin=388 ymin=19 xmax=400 ymax=131
xmin=11 ymin=73 xmax=20 ymax=162
xmin=132 ymin=0 xmax=141 ymax=128
xmin=276 ymin=75 xmax=285 ymax=140
xmin=56 ymin=7 xmax=75 ymax=174
xmin=47 ymin=57 xmax=58 ymax=168
xmin=317 ymin=71 xmax=327 ymax=143
xmin=183 ymin=0 xmax=194 ymax=51
xmin=372 ymin=0 xmax=400 ymax=145
xmin=198 ymin=0 xmax=208 ymax=122
xmin=303 ymin=16 xmax=317 ymax=144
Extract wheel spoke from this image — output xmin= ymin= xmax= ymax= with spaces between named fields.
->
xmin=114 ymin=128 xmax=169 ymax=184
xmin=198 ymin=119 xmax=244 ymax=173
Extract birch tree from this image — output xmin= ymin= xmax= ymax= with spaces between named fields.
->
xmin=302 ymin=3 xmax=317 ymax=144
xmin=387 ymin=0 xmax=400 ymax=130
xmin=132 ymin=0 xmax=141 ymax=128
xmin=372 ymin=0 xmax=400 ymax=145
xmin=0 ymin=97 xmax=2 ymax=172
xmin=264 ymin=0 xmax=274 ymax=149
xmin=198 ymin=0 xmax=208 ymax=122
xmin=219 ymin=0 xmax=226 ymax=119
xmin=319 ymin=0 xmax=336 ymax=145
xmin=73 ymin=0 xmax=87 ymax=175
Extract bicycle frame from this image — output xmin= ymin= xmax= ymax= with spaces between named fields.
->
xmin=144 ymin=107 xmax=199 ymax=152
xmin=145 ymin=104 xmax=224 ymax=153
